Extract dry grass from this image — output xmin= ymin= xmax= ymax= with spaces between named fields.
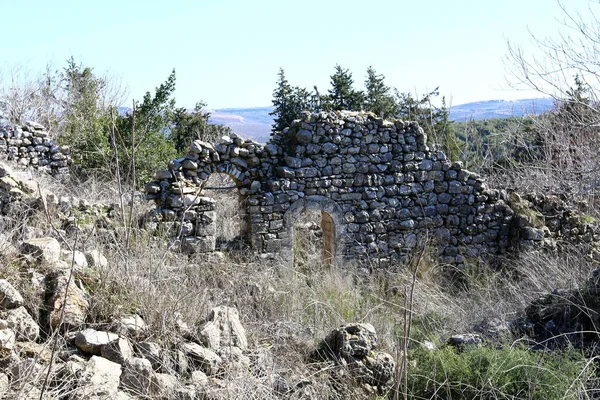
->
xmin=1 ymin=167 xmax=599 ymax=398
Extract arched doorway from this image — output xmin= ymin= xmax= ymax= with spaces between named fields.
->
xmin=283 ymin=196 xmax=345 ymax=266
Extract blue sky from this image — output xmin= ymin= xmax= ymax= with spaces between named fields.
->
xmin=1 ymin=0 xmax=590 ymax=109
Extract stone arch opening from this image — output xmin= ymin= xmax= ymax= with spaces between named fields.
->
xmin=283 ymin=196 xmax=345 ymax=266
xmin=201 ymin=172 xmax=250 ymax=251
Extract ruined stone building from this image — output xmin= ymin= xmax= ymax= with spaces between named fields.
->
xmin=145 ymin=111 xmax=598 ymax=267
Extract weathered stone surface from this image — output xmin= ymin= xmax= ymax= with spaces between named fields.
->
xmin=115 ymin=314 xmax=147 ymax=336
xmin=448 ymin=333 xmax=482 ymax=347
xmin=3 ymin=306 xmax=39 ymax=341
xmin=21 ymin=237 xmax=61 ymax=265
xmin=144 ymin=113 xmax=600 ymax=268
xmin=199 ymin=306 xmax=248 ymax=351
xmin=180 ymin=342 xmax=222 ymax=376
xmin=47 ymin=272 xmax=89 ymax=330
xmin=120 ymin=357 xmax=153 ymax=396
xmin=85 ymin=249 xmax=108 ymax=268
xmin=75 ymin=329 xmax=119 ymax=355
xmin=317 ymin=322 xmax=394 ymax=390
xmin=0 ymin=280 xmax=23 ymax=309
xmin=150 ymin=373 xmax=180 ymax=398
xmin=101 ymin=337 xmax=134 ymax=365
xmin=0 ymin=328 xmax=15 ymax=350
xmin=137 ymin=342 xmax=162 ymax=371
xmin=73 ymin=355 xmax=122 ymax=398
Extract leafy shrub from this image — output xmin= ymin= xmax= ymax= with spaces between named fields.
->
xmin=407 ymin=344 xmax=590 ymax=399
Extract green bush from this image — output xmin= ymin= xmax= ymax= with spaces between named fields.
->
xmin=407 ymin=344 xmax=590 ymax=399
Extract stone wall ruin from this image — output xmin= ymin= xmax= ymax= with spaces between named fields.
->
xmin=0 ymin=121 xmax=71 ymax=175
xmin=144 ymin=111 xmax=600 ymax=267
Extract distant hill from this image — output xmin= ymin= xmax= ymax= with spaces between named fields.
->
xmin=208 ymin=98 xmax=556 ymax=143
xmin=448 ymin=98 xmax=554 ymax=121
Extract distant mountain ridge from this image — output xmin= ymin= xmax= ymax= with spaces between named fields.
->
xmin=208 ymin=98 xmax=555 ymax=143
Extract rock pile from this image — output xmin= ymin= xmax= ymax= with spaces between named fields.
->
xmin=316 ymin=323 xmax=395 ymax=393
xmin=0 ymin=232 xmax=266 ymax=398
xmin=0 ymin=122 xmax=71 ymax=175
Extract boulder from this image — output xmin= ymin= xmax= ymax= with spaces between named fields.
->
xmin=75 ymin=329 xmax=119 ymax=355
xmin=180 ymin=342 xmax=222 ymax=376
xmin=120 ymin=357 xmax=153 ymax=396
xmin=150 ymin=373 xmax=179 ymax=398
xmin=316 ymin=322 xmax=395 ymax=390
xmin=21 ymin=237 xmax=61 ymax=266
xmin=199 ymin=306 xmax=247 ymax=351
xmin=3 ymin=306 xmax=39 ymax=341
xmin=448 ymin=333 xmax=482 ymax=348
xmin=136 ymin=342 xmax=162 ymax=371
xmin=85 ymin=249 xmax=108 ymax=268
xmin=0 ymin=280 xmax=23 ymax=309
xmin=115 ymin=314 xmax=147 ymax=336
xmin=73 ymin=355 xmax=122 ymax=398
xmin=101 ymin=337 xmax=134 ymax=365
xmin=318 ymin=322 xmax=377 ymax=361
xmin=0 ymin=328 xmax=15 ymax=350
xmin=47 ymin=272 xmax=89 ymax=330
xmin=61 ymin=249 xmax=88 ymax=268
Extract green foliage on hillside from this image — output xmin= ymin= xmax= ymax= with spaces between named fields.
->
xmin=38 ymin=59 xmax=231 ymax=186
xmin=408 ymin=345 xmax=590 ymax=399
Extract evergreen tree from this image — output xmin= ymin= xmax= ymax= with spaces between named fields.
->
xmin=60 ymin=58 xmax=113 ymax=174
xmin=270 ymin=68 xmax=312 ymax=131
xmin=169 ymin=102 xmax=231 ymax=153
xmin=115 ymin=69 xmax=178 ymax=185
xmin=325 ymin=64 xmax=364 ymax=111
xmin=363 ymin=66 xmax=397 ymax=118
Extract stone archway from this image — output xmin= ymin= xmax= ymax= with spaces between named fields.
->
xmin=283 ymin=196 xmax=345 ymax=266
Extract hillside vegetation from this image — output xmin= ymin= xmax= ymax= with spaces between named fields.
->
xmin=1 ymin=4 xmax=600 ymax=398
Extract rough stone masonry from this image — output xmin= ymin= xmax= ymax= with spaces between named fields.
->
xmin=0 ymin=121 xmax=71 ymax=175
xmin=144 ymin=111 xmax=600 ymax=267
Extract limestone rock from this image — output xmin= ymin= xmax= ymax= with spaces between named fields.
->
xmin=137 ymin=342 xmax=163 ymax=371
xmin=73 ymin=355 xmax=122 ymax=398
xmin=150 ymin=373 xmax=179 ymax=398
xmin=199 ymin=306 xmax=247 ymax=351
xmin=47 ymin=272 xmax=89 ymax=330
xmin=85 ymin=249 xmax=108 ymax=268
xmin=190 ymin=370 xmax=209 ymax=388
xmin=317 ymin=322 xmax=394 ymax=390
xmin=318 ymin=322 xmax=377 ymax=361
xmin=101 ymin=337 xmax=134 ymax=365
xmin=75 ymin=329 xmax=119 ymax=355
xmin=61 ymin=249 xmax=88 ymax=268
xmin=3 ymin=306 xmax=39 ymax=341
xmin=0 ymin=328 xmax=15 ymax=350
xmin=120 ymin=357 xmax=153 ymax=396
xmin=21 ymin=237 xmax=61 ymax=266
xmin=0 ymin=372 xmax=8 ymax=395
xmin=448 ymin=333 xmax=482 ymax=347
xmin=115 ymin=314 xmax=147 ymax=336
xmin=0 ymin=280 xmax=23 ymax=309
xmin=180 ymin=342 xmax=222 ymax=376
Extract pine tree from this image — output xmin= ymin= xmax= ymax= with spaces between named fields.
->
xmin=169 ymin=102 xmax=231 ymax=153
xmin=325 ymin=65 xmax=364 ymax=111
xmin=364 ymin=66 xmax=397 ymax=118
xmin=270 ymin=68 xmax=312 ymax=131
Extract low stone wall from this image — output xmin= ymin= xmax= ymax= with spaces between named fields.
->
xmin=0 ymin=121 xmax=71 ymax=175
xmin=144 ymin=111 xmax=600 ymax=267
